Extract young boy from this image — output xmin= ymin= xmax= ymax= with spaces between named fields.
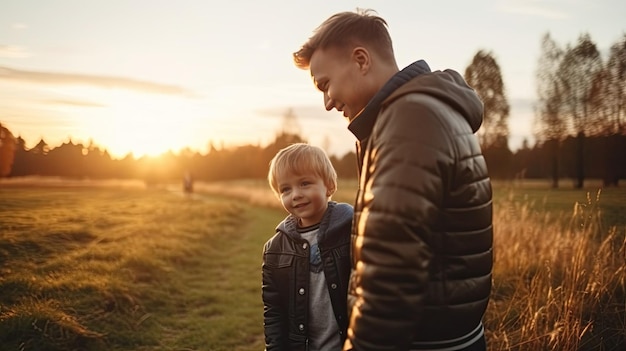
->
xmin=262 ymin=143 xmax=353 ymax=351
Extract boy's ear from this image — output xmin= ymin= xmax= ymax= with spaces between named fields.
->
xmin=326 ymin=186 xmax=336 ymax=197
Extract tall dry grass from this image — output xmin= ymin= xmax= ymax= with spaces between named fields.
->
xmin=487 ymin=189 xmax=626 ymax=350
xmin=193 ymin=180 xmax=626 ymax=350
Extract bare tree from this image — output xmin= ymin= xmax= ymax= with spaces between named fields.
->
xmin=588 ymin=67 xmax=612 ymax=136
xmin=464 ymin=50 xmax=510 ymax=150
xmin=605 ymin=34 xmax=626 ymax=135
xmin=588 ymin=34 xmax=626 ymax=186
xmin=535 ymin=33 xmax=566 ymax=141
xmin=559 ymin=33 xmax=603 ymax=133
xmin=281 ymin=108 xmax=301 ymax=136
xmin=534 ymin=33 xmax=565 ymax=188
xmin=558 ymin=33 xmax=603 ymax=188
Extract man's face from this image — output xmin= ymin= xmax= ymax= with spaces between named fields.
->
xmin=309 ymin=47 xmax=371 ymax=121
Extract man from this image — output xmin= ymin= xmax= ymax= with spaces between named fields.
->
xmin=293 ymin=9 xmax=493 ymax=351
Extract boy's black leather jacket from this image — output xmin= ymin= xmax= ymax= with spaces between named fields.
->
xmin=262 ymin=201 xmax=353 ymax=351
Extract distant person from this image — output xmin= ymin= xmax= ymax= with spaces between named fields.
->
xmin=262 ymin=143 xmax=353 ymax=351
xmin=183 ymin=171 xmax=193 ymax=194
xmin=293 ymin=9 xmax=493 ymax=351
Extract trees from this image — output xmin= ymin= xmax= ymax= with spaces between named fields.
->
xmin=559 ymin=34 xmax=603 ymax=135
xmin=0 ymin=123 xmax=16 ymax=177
xmin=558 ymin=33 xmax=603 ymax=188
xmin=589 ymin=34 xmax=626 ymax=186
xmin=535 ymin=33 xmax=566 ymax=142
xmin=535 ymin=33 xmax=565 ymax=188
xmin=604 ymin=34 xmax=626 ymax=135
xmin=465 ymin=50 xmax=512 ymax=178
xmin=534 ymin=32 xmax=626 ymax=187
xmin=464 ymin=50 xmax=511 ymax=150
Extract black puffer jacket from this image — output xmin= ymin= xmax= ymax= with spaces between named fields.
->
xmin=263 ymin=201 xmax=353 ymax=351
xmin=345 ymin=60 xmax=493 ymax=350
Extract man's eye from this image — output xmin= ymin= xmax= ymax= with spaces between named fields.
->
xmin=317 ymin=82 xmax=328 ymax=92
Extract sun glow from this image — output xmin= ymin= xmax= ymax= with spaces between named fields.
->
xmin=60 ymin=87 xmax=209 ymax=159
xmin=106 ymin=92 xmax=189 ymax=157
xmin=5 ymin=81 xmax=326 ymax=160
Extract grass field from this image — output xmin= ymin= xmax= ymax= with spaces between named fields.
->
xmin=0 ymin=185 xmax=283 ymax=350
xmin=0 ymin=178 xmax=625 ymax=350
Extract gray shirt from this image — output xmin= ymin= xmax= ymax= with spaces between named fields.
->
xmin=300 ymin=227 xmax=342 ymax=351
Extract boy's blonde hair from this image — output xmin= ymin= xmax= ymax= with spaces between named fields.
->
xmin=268 ymin=143 xmax=337 ymax=198
xmin=293 ymin=8 xmax=394 ymax=69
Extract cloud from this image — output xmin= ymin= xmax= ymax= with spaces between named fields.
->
xmin=257 ymin=105 xmax=339 ymax=121
xmin=0 ymin=45 xmax=30 ymax=58
xmin=0 ymin=65 xmax=195 ymax=96
xmin=12 ymin=23 xmax=28 ymax=30
xmin=496 ymin=0 xmax=570 ymax=19
xmin=43 ymin=99 xmax=106 ymax=108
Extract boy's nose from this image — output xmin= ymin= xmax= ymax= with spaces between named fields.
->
xmin=291 ymin=188 xmax=303 ymax=199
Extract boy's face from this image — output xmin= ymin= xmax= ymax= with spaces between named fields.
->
xmin=276 ymin=171 xmax=329 ymax=227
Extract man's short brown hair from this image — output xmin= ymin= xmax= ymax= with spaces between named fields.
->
xmin=293 ymin=8 xmax=394 ymax=69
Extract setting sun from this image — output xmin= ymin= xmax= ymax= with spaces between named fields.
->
xmin=1 ymin=0 xmax=624 ymax=159
xmin=48 ymin=85 xmax=211 ymax=158
xmin=94 ymin=90 xmax=198 ymax=158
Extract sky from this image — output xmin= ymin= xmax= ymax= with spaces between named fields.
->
xmin=1 ymin=0 xmax=625 ymax=159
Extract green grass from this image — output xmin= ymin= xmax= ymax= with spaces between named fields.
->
xmin=492 ymin=180 xmax=626 ymax=232
xmin=1 ymin=179 xmax=625 ymax=350
xmin=0 ymin=186 xmax=285 ymax=351
xmin=195 ymin=178 xmax=626 ymax=230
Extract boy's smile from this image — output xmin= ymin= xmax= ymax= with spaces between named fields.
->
xmin=277 ymin=172 xmax=330 ymax=227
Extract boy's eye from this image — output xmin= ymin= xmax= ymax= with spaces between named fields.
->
xmin=280 ymin=187 xmax=290 ymax=194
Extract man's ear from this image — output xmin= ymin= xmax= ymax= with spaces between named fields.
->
xmin=352 ymin=47 xmax=370 ymax=73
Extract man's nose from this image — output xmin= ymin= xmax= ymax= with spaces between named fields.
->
xmin=324 ymin=92 xmax=335 ymax=111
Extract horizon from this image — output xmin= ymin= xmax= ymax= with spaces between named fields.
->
xmin=1 ymin=0 xmax=625 ymax=159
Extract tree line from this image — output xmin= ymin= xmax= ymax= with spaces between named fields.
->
xmin=1 ymin=31 xmax=625 ymax=187
xmin=0 ymin=128 xmax=359 ymax=183
xmin=2 ymin=123 xmax=624 ymax=186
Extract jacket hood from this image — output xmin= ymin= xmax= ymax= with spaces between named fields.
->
xmin=276 ymin=201 xmax=353 ymax=242
xmin=348 ymin=60 xmax=484 ymax=141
